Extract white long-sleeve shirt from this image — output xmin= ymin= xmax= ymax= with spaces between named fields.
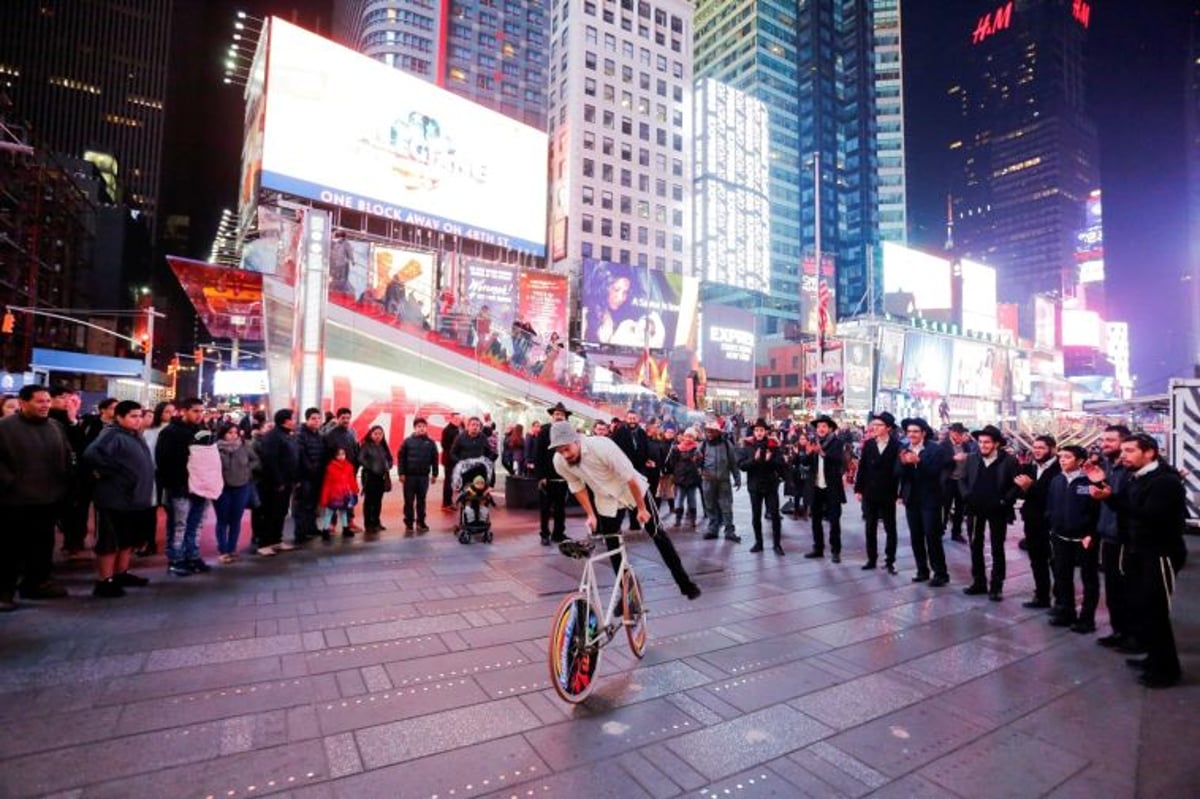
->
xmin=553 ymin=435 xmax=648 ymax=517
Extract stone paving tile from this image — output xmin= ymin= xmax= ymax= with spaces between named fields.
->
xmin=568 ymin=659 xmax=712 ymax=709
xmin=891 ymin=637 xmax=1029 ymax=688
xmin=664 ymin=704 xmax=833 ymax=780
xmin=114 ymin=675 xmax=319 ymax=735
xmin=381 ymin=641 xmax=530 ymax=688
xmin=523 ymin=697 xmax=699 ymax=771
xmin=455 ymin=615 xmax=552 ymax=648
xmin=791 ymin=742 xmax=891 ymax=796
xmin=305 ymin=632 xmax=447 ymax=673
xmin=354 ymin=696 xmax=540 ymax=769
xmin=697 ymin=630 xmax=831 ymax=675
xmin=297 ymin=602 xmax=421 ymax=633
xmin=144 ymin=633 xmax=305 ymax=672
xmin=0 ymin=704 xmax=124 ymax=760
xmin=0 ymin=651 xmax=147 ymax=692
xmin=789 ymin=669 xmax=939 ymax=731
xmin=478 ymin=755 xmax=655 ymax=799
xmin=822 ymin=702 xmax=991 ymax=778
xmin=702 ymin=658 xmax=843 ymax=713
xmin=865 ymin=772 xmax=965 ymax=799
xmin=344 ymin=613 xmax=472 ymax=645
xmin=919 ymin=728 xmax=1089 ymax=799
xmin=472 ymin=659 xmax=552 ymax=698
xmin=315 ymin=676 xmax=489 ymax=735
xmin=829 ymin=609 xmax=1012 ymax=672
xmin=694 ymin=763 xmax=812 ymax=798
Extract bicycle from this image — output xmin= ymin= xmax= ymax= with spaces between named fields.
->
xmin=548 ymin=533 xmax=648 ymax=703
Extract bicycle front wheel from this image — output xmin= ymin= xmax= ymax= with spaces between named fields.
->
xmin=548 ymin=592 xmax=602 ymax=703
xmin=621 ymin=569 xmax=648 ymax=658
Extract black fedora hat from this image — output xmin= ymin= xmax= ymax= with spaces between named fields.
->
xmin=900 ymin=417 xmax=934 ymax=437
xmin=972 ymin=424 xmax=1006 ymax=445
xmin=752 ymin=417 xmax=771 ymax=430
xmin=812 ymin=414 xmax=838 ymax=430
xmin=871 ymin=411 xmax=897 ymax=428
xmin=947 ymin=422 xmax=969 ymax=434
xmin=547 ymin=401 xmax=572 ymax=418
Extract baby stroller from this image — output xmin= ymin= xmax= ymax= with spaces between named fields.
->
xmin=452 ymin=456 xmax=495 ymax=544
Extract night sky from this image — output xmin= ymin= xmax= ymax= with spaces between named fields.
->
xmin=162 ymin=0 xmax=1195 ymax=395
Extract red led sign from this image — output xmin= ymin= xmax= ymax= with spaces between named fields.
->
xmin=1072 ymin=0 xmax=1091 ymax=29
xmin=972 ymin=1 xmax=1013 ymax=45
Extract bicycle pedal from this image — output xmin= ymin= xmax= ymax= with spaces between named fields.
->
xmin=558 ymin=540 xmax=594 ymax=559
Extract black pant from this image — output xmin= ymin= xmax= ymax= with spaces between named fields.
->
xmin=969 ymin=510 xmax=1008 ymax=589
xmin=59 ymin=480 xmax=92 ymax=551
xmin=256 ymin=483 xmax=292 ymax=547
xmin=1024 ymin=519 xmax=1053 ymax=602
xmin=598 ymin=493 xmax=694 ymax=594
xmin=1100 ymin=540 xmax=1131 ymax=637
xmin=292 ymin=480 xmax=319 ymax=542
xmin=1127 ymin=551 xmax=1181 ymax=679
xmin=1051 ymin=535 xmax=1100 ymax=622
xmin=810 ymin=488 xmax=842 ymax=554
xmin=943 ymin=481 xmax=968 ymax=535
xmin=361 ymin=472 xmax=386 ymax=528
xmin=862 ymin=497 xmax=898 ymax=566
xmin=0 ymin=504 xmax=58 ymax=594
xmin=906 ymin=498 xmax=947 ymax=579
xmin=402 ymin=474 xmax=429 ymax=526
xmin=539 ymin=479 xmax=567 ymax=537
xmin=442 ymin=463 xmax=455 ymax=507
xmin=748 ymin=486 xmax=782 ymax=546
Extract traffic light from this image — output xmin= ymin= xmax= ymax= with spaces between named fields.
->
xmin=1 ymin=311 xmax=13 ymax=335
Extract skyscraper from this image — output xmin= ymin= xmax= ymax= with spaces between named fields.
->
xmin=0 ymin=0 xmax=173 ymax=226
xmin=332 ymin=1 xmax=548 ymax=129
xmin=694 ymin=0 xmax=906 ymax=330
xmin=545 ymin=0 xmax=695 ymax=330
xmin=1188 ymin=3 xmax=1200 ymax=372
xmin=947 ymin=0 xmax=1099 ymax=305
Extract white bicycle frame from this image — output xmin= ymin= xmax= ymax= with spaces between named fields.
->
xmin=575 ymin=535 xmax=634 ymax=647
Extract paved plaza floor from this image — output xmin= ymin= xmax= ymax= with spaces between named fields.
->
xmin=1 ymin=491 xmax=1196 ymax=798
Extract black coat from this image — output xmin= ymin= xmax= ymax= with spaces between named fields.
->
xmin=612 ymin=424 xmax=653 ymax=476
xmin=450 ymin=430 xmax=496 ymax=463
xmin=1105 ymin=463 xmax=1187 ymax=566
xmin=533 ymin=423 xmax=559 ymax=480
xmin=1046 ymin=471 xmax=1100 ymax=539
xmin=155 ymin=419 xmax=205 ymax=496
xmin=324 ymin=424 xmax=360 ymax=468
xmin=804 ymin=434 xmax=846 ymax=504
xmin=854 ymin=436 xmax=901 ymax=503
xmin=664 ymin=443 xmax=702 ymax=489
xmin=257 ymin=427 xmax=299 ymax=489
xmin=897 ymin=442 xmax=950 ymax=505
xmin=397 ymin=433 xmax=439 ymax=477
xmin=1017 ymin=459 xmax=1061 ymax=529
xmin=737 ymin=438 xmax=786 ymax=491
xmin=85 ymin=426 xmax=156 ymax=511
xmin=296 ymin=427 xmax=327 ymax=483
xmin=959 ymin=451 xmax=1021 ymax=517
xmin=440 ymin=422 xmax=460 ymax=466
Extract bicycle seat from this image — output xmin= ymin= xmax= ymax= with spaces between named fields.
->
xmin=558 ymin=540 xmax=595 ymax=559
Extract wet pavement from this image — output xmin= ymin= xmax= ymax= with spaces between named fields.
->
xmin=0 ymin=490 xmax=1196 ymax=798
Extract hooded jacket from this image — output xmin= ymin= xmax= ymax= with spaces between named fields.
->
xmin=85 ymin=425 xmax=155 ymax=511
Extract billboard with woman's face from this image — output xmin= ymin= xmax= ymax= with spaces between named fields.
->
xmin=580 ymin=259 xmax=699 ymax=352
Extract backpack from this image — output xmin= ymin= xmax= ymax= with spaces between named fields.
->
xmin=187 ymin=443 xmax=224 ymax=500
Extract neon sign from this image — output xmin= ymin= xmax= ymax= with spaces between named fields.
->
xmin=1072 ymin=0 xmax=1091 ymax=29
xmin=972 ymin=1 xmax=1013 ymax=45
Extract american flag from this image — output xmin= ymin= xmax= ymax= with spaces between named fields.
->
xmin=817 ymin=279 xmax=832 ymax=358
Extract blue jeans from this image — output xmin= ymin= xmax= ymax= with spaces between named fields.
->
xmin=214 ymin=483 xmax=253 ymax=556
xmin=166 ymin=493 xmax=209 ymax=562
xmin=703 ymin=478 xmax=735 ymax=533
xmin=676 ymin=484 xmax=698 ymax=515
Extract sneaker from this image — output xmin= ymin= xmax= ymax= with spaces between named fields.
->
xmin=274 ymin=542 xmax=297 ymax=552
xmin=113 ymin=571 xmax=150 ymax=587
xmin=831 ymin=553 xmax=841 ymax=564
xmin=218 ymin=554 xmax=235 ymax=564
xmin=187 ymin=559 xmax=212 ymax=573
xmin=92 ymin=579 xmax=126 ymax=598
xmin=540 ymin=534 xmax=551 ymax=547
xmin=18 ymin=581 xmax=68 ymax=599
xmin=168 ymin=561 xmax=194 ymax=577
xmin=0 ymin=592 xmax=16 ymax=612
xmin=257 ymin=546 xmax=277 ymax=557
xmin=885 ymin=564 xmax=898 ymax=575
xmin=861 ymin=561 xmax=877 ymax=571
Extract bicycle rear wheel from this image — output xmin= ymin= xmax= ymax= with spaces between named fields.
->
xmin=548 ymin=592 xmax=602 ymax=703
xmin=621 ymin=569 xmax=648 ymax=658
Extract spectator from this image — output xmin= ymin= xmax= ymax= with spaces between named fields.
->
xmin=501 ymin=423 xmax=526 ymax=475
xmin=0 ymin=394 xmax=18 ymax=417
xmin=0 ymin=385 xmax=75 ymax=610
xmin=156 ymin=397 xmax=216 ymax=577
xmin=700 ymin=420 xmax=740 ymax=542
xmin=450 ymin=415 xmax=497 ymax=464
xmin=319 ymin=447 xmax=359 ymax=538
xmin=1089 ymin=425 xmax=1137 ymax=651
xmin=359 ymin=425 xmax=393 ymax=534
xmin=612 ymin=409 xmax=653 ymax=531
xmin=397 ymin=416 xmax=439 ymax=535
xmin=292 ymin=408 xmax=326 ymax=545
xmin=83 ymin=400 xmax=154 ymax=597
xmin=897 ymin=417 xmax=950 ymax=585
xmin=214 ymin=422 xmax=260 ymax=563
xmin=535 ymin=403 xmax=572 ymax=545
xmin=440 ymin=411 xmax=462 ymax=510
xmin=523 ymin=421 xmax=542 ymax=476
xmin=802 ymin=415 xmax=846 ymax=561
xmin=1012 ymin=435 xmax=1061 ymax=609
xmin=943 ymin=422 xmax=977 ymax=542
xmin=138 ymin=401 xmax=177 ymax=555
xmin=323 ymin=408 xmax=362 ymax=533
xmin=959 ymin=425 xmax=1020 ymax=601
xmin=664 ymin=429 xmax=702 ymax=528
xmin=654 ymin=424 xmax=677 ymax=515
xmin=1046 ymin=445 xmax=1101 ymax=633
xmin=254 ymin=409 xmax=299 ymax=554
xmin=48 ymin=387 xmax=90 ymax=558
xmin=854 ymin=411 xmax=902 ymax=574
xmin=738 ymin=419 xmax=786 ymax=555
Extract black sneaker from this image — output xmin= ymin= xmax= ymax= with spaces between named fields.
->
xmin=113 ymin=571 xmax=150 ymax=587
xmin=540 ymin=534 xmax=552 ymax=547
xmin=168 ymin=561 xmax=193 ymax=577
xmin=92 ymin=579 xmax=126 ymax=598
xmin=187 ymin=559 xmax=212 ymax=574
xmin=831 ymin=553 xmax=841 ymax=564
xmin=885 ymin=564 xmax=898 ymax=575
xmin=773 ymin=545 xmax=785 ymax=556
xmin=928 ymin=575 xmax=949 ymax=587
xmin=862 ymin=561 xmax=878 ymax=571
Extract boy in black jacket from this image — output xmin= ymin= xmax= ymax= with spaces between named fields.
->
xmin=959 ymin=425 xmax=1020 ymax=600
xmin=1045 ymin=445 xmax=1100 ymax=632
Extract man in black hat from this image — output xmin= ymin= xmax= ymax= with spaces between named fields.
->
xmin=738 ymin=418 xmax=786 ymax=554
xmin=1013 ymin=434 xmax=1061 ymax=609
xmin=534 ymin=402 xmax=572 ymax=545
xmin=854 ymin=411 xmax=902 ymax=573
xmin=959 ymin=424 xmax=1020 ymax=600
xmin=803 ymin=415 xmax=846 ymax=561
xmin=898 ymin=417 xmax=950 ymax=585
xmin=943 ymin=422 xmax=976 ymax=542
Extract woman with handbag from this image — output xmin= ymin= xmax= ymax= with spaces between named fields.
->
xmin=214 ymin=422 xmax=260 ymax=563
xmin=358 ymin=425 xmax=393 ymax=534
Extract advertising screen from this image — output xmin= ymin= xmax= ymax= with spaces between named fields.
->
xmin=960 ymin=259 xmax=998 ymax=334
xmin=1061 ymin=308 xmax=1103 ymax=348
xmin=950 ymin=340 xmax=1007 ymax=399
xmin=462 ymin=260 xmax=518 ymax=352
xmin=367 ymin=246 xmax=436 ymax=326
xmin=580 ymin=260 xmax=699 ymax=351
xmin=213 ymin=369 xmax=270 ymax=396
xmin=882 ymin=242 xmax=952 ymax=318
xmin=260 ymin=18 xmax=548 ymax=255
xmin=700 ymin=304 xmax=755 ymax=383
xmin=517 ymin=270 xmax=569 ymax=346
xmin=800 ymin=254 xmax=836 ymax=336
xmin=842 ymin=340 xmax=874 ymax=411
xmin=803 ymin=344 xmax=843 ymax=401
xmin=878 ymin=327 xmax=905 ymax=390
xmin=168 ymin=257 xmax=264 ymax=342
xmin=1034 ymin=295 xmax=1057 ymax=349
xmin=901 ymin=332 xmax=952 ymax=399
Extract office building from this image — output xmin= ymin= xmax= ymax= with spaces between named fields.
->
xmin=694 ymin=0 xmax=906 ymax=331
xmin=333 ymin=0 xmax=549 ymax=129
xmin=947 ymin=0 xmax=1099 ymax=305
xmin=0 ymin=0 xmax=172 ymax=228
xmin=545 ymin=0 xmax=695 ymax=334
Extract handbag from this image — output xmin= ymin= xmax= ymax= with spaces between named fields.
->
xmin=383 ymin=473 xmax=394 ymax=493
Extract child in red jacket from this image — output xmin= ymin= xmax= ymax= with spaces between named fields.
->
xmin=319 ymin=448 xmax=360 ymax=540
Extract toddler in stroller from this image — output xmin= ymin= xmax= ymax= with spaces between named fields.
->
xmin=453 ymin=457 xmax=495 ymax=544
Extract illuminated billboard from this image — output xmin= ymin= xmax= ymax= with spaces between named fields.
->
xmin=517 ymin=270 xmax=569 ymax=347
xmin=901 ymin=332 xmax=952 ymax=399
xmin=1061 ymin=308 xmax=1104 ymax=349
xmin=960 ymin=259 xmax=997 ymax=334
xmin=842 ymin=340 xmax=874 ymax=411
xmin=367 ymin=246 xmax=436 ymax=326
xmin=878 ymin=327 xmax=905 ymax=390
xmin=694 ymin=80 xmax=770 ymax=293
xmin=259 ymin=19 xmax=548 ymax=255
xmin=950 ymin=340 xmax=1007 ymax=399
xmin=580 ymin=260 xmax=699 ymax=352
xmin=882 ymin=242 xmax=952 ymax=319
xmin=1033 ymin=295 xmax=1057 ymax=349
xmin=700 ymin=304 xmax=755 ymax=383
xmin=1075 ymin=189 xmax=1104 ymax=284
xmin=800 ymin=254 xmax=837 ymax=336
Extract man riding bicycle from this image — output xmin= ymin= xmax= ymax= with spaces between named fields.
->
xmin=548 ymin=421 xmax=701 ymax=600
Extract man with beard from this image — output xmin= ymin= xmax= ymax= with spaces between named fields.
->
xmin=898 ymin=418 xmax=950 ymax=585
xmin=535 ymin=403 xmax=572 ymax=545
xmin=440 ymin=412 xmax=462 ymax=510
xmin=611 ymin=409 xmax=653 ymax=531
xmin=854 ymin=411 xmax=901 ymax=573
xmin=738 ymin=418 xmax=786 ymax=554
xmin=959 ymin=425 xmax=1020 ymax=601
xmin=803 ymin=415 xmax=845 ymax=562
xmin=943 ymin=422 xmax=976 ymax=542
xmin=1013 ymin=435 xmax=1061 ymax=609
xmin=1086 ymin=425 xmax=1138 ymax=651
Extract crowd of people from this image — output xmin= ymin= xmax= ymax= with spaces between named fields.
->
xmin=0 ymin=386 xmax=1188 ymax=688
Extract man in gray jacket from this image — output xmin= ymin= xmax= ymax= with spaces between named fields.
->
xmin=700 ymin=420 xmax=741 ymax=542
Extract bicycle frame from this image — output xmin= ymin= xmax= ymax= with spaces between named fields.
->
xmin=575 ymin=536 xmax=631 ymax=648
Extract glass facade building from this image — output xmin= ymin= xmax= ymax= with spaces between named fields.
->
xmin=333 ymin=0 xmax=549 ymax=129
xmin=694 ymin=0 xmax=906 ymax=331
